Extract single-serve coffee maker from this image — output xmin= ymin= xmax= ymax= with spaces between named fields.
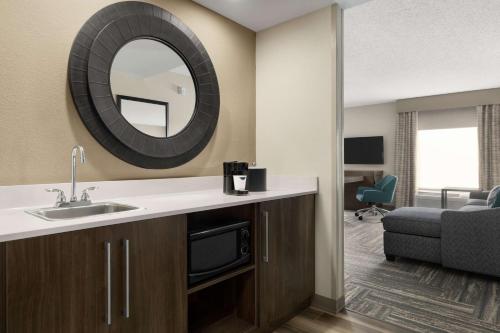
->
xmin=223 ymin=161 xmax=249 ymax=195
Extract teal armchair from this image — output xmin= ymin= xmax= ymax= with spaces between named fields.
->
xmin=355 ymin=175 xmax=398 ymax=220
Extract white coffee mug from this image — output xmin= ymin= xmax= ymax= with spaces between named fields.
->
xmin=233 ymin=175 xmax=247 ymax=191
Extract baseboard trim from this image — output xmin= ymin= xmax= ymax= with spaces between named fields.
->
xmin=310 ymin=294 xmax=345 ymax=315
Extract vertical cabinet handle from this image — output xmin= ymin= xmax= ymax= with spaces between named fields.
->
xmin=123 ymin=239 xmax=130 ymax=319
xmin=263 ymin=211 xmax=269 ymax=263
xmin=105 ymin=241 xmax=112 ymax=326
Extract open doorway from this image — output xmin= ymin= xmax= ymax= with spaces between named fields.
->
xmin=342 ymin=0 xmax=500 ymax=331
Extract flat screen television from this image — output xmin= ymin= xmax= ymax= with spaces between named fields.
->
xmin=344 ymin=136 xmax=384 ymax=164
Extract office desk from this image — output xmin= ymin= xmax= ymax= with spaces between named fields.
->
xmin=344 ymin=170 xmax=384 ymax=211
xmin=344 ymin=176 xmax=367 ymax=210
xmin=345 ymin=176 xmax=364 ymax=184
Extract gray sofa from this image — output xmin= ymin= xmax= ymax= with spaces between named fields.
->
xmin=382 ymin=191 xmax=500 ymax=277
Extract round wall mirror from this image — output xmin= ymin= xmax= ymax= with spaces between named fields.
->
xmin=110 ymin=39 xmax=196 ymax=138
xmin=68 ymin=2 xmax=220 ymax=169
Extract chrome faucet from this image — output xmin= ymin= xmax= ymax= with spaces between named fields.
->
xmin=71 ymin=145 xmax=86 ymax=202
xmin=45 ymin=145 xmax=98 ymax=208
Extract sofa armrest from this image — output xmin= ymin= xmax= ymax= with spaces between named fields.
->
xmin=469 ymin=191 xmax=490 ymax=200
xmin=441 ymin=208 xmax=500 ymax=277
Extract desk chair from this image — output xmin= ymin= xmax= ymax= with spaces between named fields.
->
xmin=355 ymin=175 xmax=398 ymax=220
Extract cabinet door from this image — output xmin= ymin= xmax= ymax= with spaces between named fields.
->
xmin=259 ymin=195 xmax=315 ymax=329
xmin=98 ymin=216 xmax=187 ymax=333
xmin=4 ymin=228 xmax=103 ymax=333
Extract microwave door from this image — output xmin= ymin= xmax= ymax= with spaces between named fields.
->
xmin=188 ymin=222 xmax=250 ymax=286
xmin=190 ymin=230 xmax=239 ymax=273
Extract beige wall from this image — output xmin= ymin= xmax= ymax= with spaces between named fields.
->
xmin=397 ymin=87 xmax=500 ymax=112
xmin=344 ymin=102 xmax=397 ymax=176
xmin=0 ymin=0 xmax=256 ymax=185
xmin=256 ymin=6 xmax=343 ymax=301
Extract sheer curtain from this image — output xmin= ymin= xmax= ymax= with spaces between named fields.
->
xmin=477 ymin=104 xmax=500 ymax=190
xmin=394 ymin=111 xmax=418 ymax=207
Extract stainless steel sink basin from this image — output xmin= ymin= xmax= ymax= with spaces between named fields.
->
xmin=26 ymin=202 xmax=140 ymax=221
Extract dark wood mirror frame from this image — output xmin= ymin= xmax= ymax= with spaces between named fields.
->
xmin=68 ymin=1 xmax=220 ymax=169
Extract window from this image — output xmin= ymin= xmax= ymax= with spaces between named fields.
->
xmin=417 ymin=127 xmax=479 ymax=190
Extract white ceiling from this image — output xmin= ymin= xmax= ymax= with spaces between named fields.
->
xmin=193 ymin=0 xmax=369 ymax=32
xmin=345 ymin=0 xmax=500 ymax=107
xmin=193 ymin=0 xmax=500 ymax=107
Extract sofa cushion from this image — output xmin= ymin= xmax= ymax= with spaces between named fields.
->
xmin=441 ymin=208 xmax=500 ymax=277
xmin=487 ymin=185 xmax=500 ymax=208
xmin=465 ymin=198 xmax=488 ymax=206
xmin=469 ymin=191 xmax=490 ymax=200
xmin=459 ymin=205 xmax=489 ymax=212
xmin=382 ymin=207 xmax=443 ymax=238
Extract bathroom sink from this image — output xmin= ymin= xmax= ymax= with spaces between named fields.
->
xmin=26 ymin=202 xmax=140 ymax=221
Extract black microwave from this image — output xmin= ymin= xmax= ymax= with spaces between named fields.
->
xmin=188 ymin=220 xmax=251 ymax=286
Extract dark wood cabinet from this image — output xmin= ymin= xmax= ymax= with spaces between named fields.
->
xmin=0 ymin=195 xmax=315 ymax=333
xmin=0 ymin=216 xmax=187 ymax=333
xmin=1 ymin=228 xmax=100 ymax=333
xmin=99 ymin=216 xmax=187 ymax=333
xmin=258 ymin=195 xmax=315 ymax=329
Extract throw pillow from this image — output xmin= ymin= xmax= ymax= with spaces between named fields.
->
xmin=486 ymin=185 xmax=500 ymax=208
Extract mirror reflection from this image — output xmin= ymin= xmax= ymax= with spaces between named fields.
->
xmin=110 ymin=39 xmax=196 ymax=138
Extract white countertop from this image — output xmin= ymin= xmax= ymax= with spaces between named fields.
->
xmin=0 ymin=176 xmax=317 ymax=242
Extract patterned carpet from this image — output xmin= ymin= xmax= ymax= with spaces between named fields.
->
xmin=344 ymin=211 xmax=500 ymax=333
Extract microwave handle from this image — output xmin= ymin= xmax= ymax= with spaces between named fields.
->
xmin=263 ymin=211 xmax=269 ymax=263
